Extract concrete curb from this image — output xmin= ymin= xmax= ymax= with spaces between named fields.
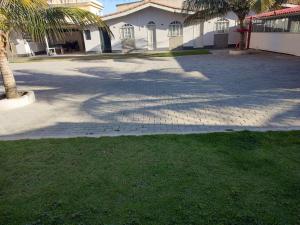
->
xmin=0 ymin=91 xmax=35 ymax=111
xmin=229 ymin=50 xmax=252 ymax=55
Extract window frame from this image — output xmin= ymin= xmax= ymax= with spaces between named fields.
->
xmin=84 ymin=30 xmax=91 ymax=40
xmin=120 ymin=24 xmax=135 ymax=40
xmin=168 ymin=21 xmax=183 ymax=37
xmin=289 ymin=15 xmax=300 ymax=33
xmin=252 ymin=15 xmax=300 ymax=33
xmin=215 ymin=18 xmax=230 ymax=34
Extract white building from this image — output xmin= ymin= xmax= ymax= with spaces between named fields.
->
xmin=102 ymin=0 xmax=239 ymax=52
xmin=10 ymin=0 xmax=104 ymax=56
xmin=249 ymin=5 xmax=300 ymax=56
xmin=11 ymin=0 xmax=243 ymax=56
xmin=48 ymin=0 xmax=103 ymax=15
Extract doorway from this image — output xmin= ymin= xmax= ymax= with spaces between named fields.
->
xmin=168 ymin=21 xmax=183 ymax=50
xmin=101 ymin=28 xmax=112 ymax=53
xmin=147 ymin=21 xmax=156 ymax=50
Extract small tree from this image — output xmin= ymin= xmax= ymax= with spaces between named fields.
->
xmin=0 ymin=0 xmax=110 ymax=99
xmin=183 ymin=0 xmax=287 ymax=50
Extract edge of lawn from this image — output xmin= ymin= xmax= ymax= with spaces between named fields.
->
xmin=9 ymin=49 xmax=211 ymax=63
xmin=0 ymin=130 xmax=299 ymax=142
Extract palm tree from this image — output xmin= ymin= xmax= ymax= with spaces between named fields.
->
xmin=183 ymin=0 xmax=287 ymax=50
xmin=0 ymin=0 xmax=110 ymax=99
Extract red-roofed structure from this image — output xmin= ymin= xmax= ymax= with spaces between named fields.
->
xmin=247 ymin=5 xmax=300 ymax=56
xmin=247 ymin=5 xmax=300 ymax=19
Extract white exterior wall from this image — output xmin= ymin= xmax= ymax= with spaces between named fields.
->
xmin=10 ymin=31 xmax=45 ymax=56
xmin=183 ymin=23 xmax=204 ymax=48
xmin=12 ymin=26 xmax=102 ymax=55
xmin=202 ymin=12 xmax=239 ymax=46
xmin=250 ymin=32 xmax=300 ymax=56
xmin=107 ymin=7 xmax=191 ymax=51
xmin=106 ymin=7 xmax=239 ymax=51
xmin=12 ymin=0 xmax=103 ymax=56
xmin=83 ymin=26 xmax=102 ymax=53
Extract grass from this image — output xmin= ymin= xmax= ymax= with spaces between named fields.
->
xmin=148 ymin=49 xmax=210 ymax=57
xmin=0 ymin=131 xmax=299 ymax=225
xmin=9 ymin=49 xmax=210 ymax=63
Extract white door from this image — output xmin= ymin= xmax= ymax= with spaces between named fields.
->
xmin=147 ymin=22 xmax=156 ymax=50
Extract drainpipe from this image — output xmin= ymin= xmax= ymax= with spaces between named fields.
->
xmin=247 ymin=16 xmax=253 ymax=49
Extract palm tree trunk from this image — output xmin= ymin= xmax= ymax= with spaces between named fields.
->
xmin=0 ymin=32 xmax=19 ymax=99
xmin=239 ymin=18 xmax=246 ymax=50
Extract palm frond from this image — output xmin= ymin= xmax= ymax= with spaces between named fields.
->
xmin=1 ymin=0 xmax=48 ymax=39
xmin=0 ymin=0 xmax=8 ymax=8
xmin=183 ymin=0 xmax=229 ymax=11
xmin=0 ymin=0 xmax=111 ymax=42
xmin=42 ymin=7 xmax=112 ymax=42
xmin=252 ymin=0 xmax=274 ymax=12
xmin=270 ymin=0 xmax=289 ymax=9
xmin=183 ymin=0 xmax=289 ymax=24
xmin=183 ymin=0 xmax=230 ymax=24
xmin=250 ymin=0 xmax=289 ymax=12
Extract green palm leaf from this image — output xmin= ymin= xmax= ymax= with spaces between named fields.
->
xmin=0 ymin=0 xmax=111 ymax=99
xmin=0 ymin=0 xmax=111 ymax=41
xmin=183 ymin=0 xmax=288 ymax=50
xmin=183 ymin=0 xmax=288 ymax=22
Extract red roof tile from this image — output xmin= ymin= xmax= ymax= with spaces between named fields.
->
xmin=249 ymin=5 xmax=300 ymax=19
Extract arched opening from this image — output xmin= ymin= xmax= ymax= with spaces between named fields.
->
xmin=100 ymin=27 xmax=112 ymax=53
xmin=215 ymin=18 xmax=229 ymax=34
xmin=168 ymin=21 xmax=183 ymax=37
xmin=168 ymin=21 xmax=183 ymax=50
xmin=120 ymin=24 xmax=135 ymax=52
xmin=147 ymin=21 xmax=156 ymax=50
xmin=120 ymin=24 xmax=135 ymax=40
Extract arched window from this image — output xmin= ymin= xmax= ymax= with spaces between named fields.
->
xmin=120 ymin=24 xmax=134 ymax=39
xmin=147 ymin=21 xmax=156 ymax=30
xmin=168 ymin=21 xmax=183 ymax=37
xmin=215 ymin=19 xmax=229 ymax=33
xmin=147 ymin=21 xmax=156 ymax=26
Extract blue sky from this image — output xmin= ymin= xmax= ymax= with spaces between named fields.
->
xmin=101 ymin=0 xmax=137 ymax=14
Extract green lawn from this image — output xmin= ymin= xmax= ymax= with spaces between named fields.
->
xmin=0 ymin=131 xmax=299 ymax=225
xmin=9 ymin=49 xmax=210 ymax=63
xmin=148 ymin=49 xmax=210 ymax=57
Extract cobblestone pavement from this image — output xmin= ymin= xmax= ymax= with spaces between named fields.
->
xmin=1 ymin=51 xmax=300 ymax=139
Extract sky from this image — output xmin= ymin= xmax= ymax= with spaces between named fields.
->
xmin=101 ymin=0 xmax=137 ymax=14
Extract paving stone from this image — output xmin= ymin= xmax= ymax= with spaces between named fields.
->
xmin=0 ymin=51 xmax=300 ymax=140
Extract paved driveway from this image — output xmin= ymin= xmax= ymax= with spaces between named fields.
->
xmin=1 ymin=51 xmax=300 ymax=139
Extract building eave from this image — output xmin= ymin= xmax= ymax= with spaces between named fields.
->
xmin=247 ymin=5 xmax=300 ymax=19
xmin=102 ymin=2 xmax=192 ymax=21
xmin=49 ymin=1 xmax=103 ymax=10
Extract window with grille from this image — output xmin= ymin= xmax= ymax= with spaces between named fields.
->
xmin=252 ymin=15 xmax=300 ymax=33
xmin=84 ymin=30 xmax=91 ymax=40
xmin=215 ymin=19 xmax=229 ymax=33
xmin=268 ymin=18 xmax=289 ymax=32
xmin=290 ymin=16 xmax=300 ymax=33
xmin=168 ymin=21 xmax=183 ymax=37
xmin=120 ymin=24 xmax=134 ymax=39
xmin=147 ymin=21 xmax=156 ymax=26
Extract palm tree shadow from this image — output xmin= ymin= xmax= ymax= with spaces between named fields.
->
xmin=1 ymin=52 xmax=299 ymax=138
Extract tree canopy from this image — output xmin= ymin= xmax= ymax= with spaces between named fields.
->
xmin=0 ymin=0 xmax=110 ymax=42
xmin=183 ymin=0 xmax=289 ymax=23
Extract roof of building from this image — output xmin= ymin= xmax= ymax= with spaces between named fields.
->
xmin=102 ymin=0 xmax=188 ymax=20
xmin=116 ymin=0 xmax=143 ymax=8
xmin=48 ymin=0 xmax=103 ymax=8
xmin=250 ymin=5 xmax=300 ymax=19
